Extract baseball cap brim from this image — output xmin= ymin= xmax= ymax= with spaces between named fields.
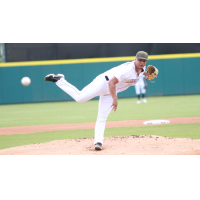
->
xmin=136 ymin=56 xmax=148 ymax=60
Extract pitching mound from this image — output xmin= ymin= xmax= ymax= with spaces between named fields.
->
xmin=1 ymin=135 xmax=200 ymax=155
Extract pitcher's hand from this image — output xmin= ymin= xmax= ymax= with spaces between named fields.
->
xmin=111 ymin=98 xmax=118 ymax=112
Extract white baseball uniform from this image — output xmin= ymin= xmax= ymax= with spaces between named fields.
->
xmin=135 ymin=74 xmax=146 ymax=95
xmin=56 ymin=61 xmax=146 ymax=144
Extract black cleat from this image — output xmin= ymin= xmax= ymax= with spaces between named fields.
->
xmin=44 ymin=74 xmax=64 ymax=83
xmin=95 ymin=142 xmax=102 ymax=150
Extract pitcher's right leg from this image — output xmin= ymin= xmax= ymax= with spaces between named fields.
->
xmin=55 ymin=74 xmax=108 ymax=103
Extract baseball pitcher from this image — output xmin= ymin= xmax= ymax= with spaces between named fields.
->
xmin=44 ymin=51 xmax=158 ymax=150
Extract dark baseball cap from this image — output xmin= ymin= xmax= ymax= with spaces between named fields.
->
xmin=136 ymin=51 xmax=148 ymax=60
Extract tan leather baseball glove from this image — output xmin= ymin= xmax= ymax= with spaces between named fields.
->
xmin=146 ymin=65 xmax=158 ymax=81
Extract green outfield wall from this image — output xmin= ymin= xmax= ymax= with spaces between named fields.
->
xmin=0 ymin=53 xmax=200 ymax=104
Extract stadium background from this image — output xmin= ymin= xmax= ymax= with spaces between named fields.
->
xmin=0 ymin=43 xmax=200 ymax=104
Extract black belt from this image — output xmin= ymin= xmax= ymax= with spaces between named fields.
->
xmin=105 ymin=76 xmax=109 ymax=81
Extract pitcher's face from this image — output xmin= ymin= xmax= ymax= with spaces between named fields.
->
xmin=135 ymin=58 xmax=147 ymax=69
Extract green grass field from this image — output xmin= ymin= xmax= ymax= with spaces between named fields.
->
xmin=1 ymin=95 xmax=200 ymax=127
xmin=0 ymin=95 xmax=200 ymax=149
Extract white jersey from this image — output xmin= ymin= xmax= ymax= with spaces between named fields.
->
xmin=104 ymin=61 xmax=146 ymax=93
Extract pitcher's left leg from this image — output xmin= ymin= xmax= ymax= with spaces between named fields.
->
xmin=94 ymin=94 xmax=113 ymax=149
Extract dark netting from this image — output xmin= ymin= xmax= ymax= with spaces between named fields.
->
xmin=4 ymin=43 xmax=200 ymax=62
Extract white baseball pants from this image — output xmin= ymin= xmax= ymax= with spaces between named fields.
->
xmin=56 ymin=74 xmax=113 ymax=144
xmin=135 ymin=80 xmax=146 ymax=95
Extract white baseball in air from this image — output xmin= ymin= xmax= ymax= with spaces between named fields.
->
xmin=21 ymin=77 xmax=31 ymax=86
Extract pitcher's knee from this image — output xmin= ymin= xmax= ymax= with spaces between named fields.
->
xmin=76 ymin=99 xmax=84 ymax=103
xmin=76 ymin=97 xmax=86 ymax=103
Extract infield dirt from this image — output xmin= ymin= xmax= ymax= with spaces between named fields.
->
xmin=0 ymin=135 xmax=200 ymax=155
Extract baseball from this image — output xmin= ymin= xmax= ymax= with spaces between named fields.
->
xmin=21 ymin=77 xmax=31 ymax=86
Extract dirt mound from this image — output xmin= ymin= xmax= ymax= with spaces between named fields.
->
xmin=1 ymin=135 xmax=200 ymax=155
